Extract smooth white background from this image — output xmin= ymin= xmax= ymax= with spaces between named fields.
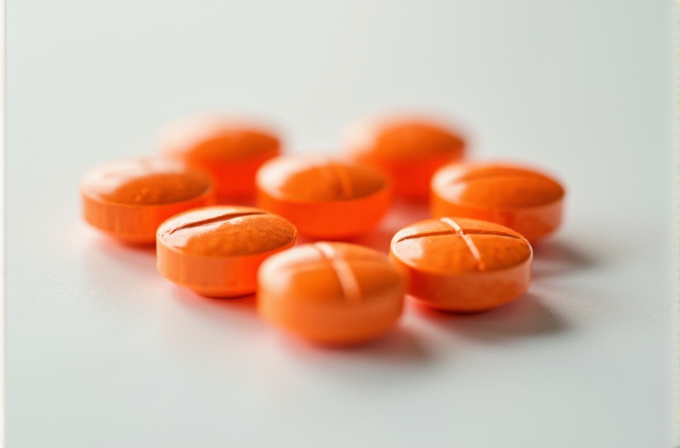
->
xmin=7 ymin=1 xmax=677 ymax=447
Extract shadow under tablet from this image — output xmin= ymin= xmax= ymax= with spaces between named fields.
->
xmin=531 ymin=238 xmax=597 ymax=279
xmin=413 ymin=292 xmax=569 ymax=343
xmin=83 ymin=231 xmax=159 ymax=283
xmin=173 ymin=287 xmax=259 ymax=315
xmin=276 ymin=324 xmax=433 ymax=367
xmin=349 ymin=198 xmax=431 ymax=253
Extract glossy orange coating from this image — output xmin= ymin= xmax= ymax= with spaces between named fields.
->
xmin=157 ymin=206 xmax=297 ymax=297
xmin=159 ymin=114 xmax=281 ymax=200
xmin=344 ymin=117 xmax=466 ymax=199
xmin=256 ymin=156 xmax=392 ymax=239
xmin=431 ymin=162 xmax=565 ymax=242
xmin=258 ymin=242 xmax=406 ymax=345
xmin=80 ymin=158 xmax=214 ymax=244
xmin=390 ymin=217 xmax=532 ymax=312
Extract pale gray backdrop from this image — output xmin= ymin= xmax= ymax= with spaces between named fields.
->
xmin=7 ymin=1 xmax=677 ymax=447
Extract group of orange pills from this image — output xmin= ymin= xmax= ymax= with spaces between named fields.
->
xmin=80 ymin=113 xmax=565 ymax=345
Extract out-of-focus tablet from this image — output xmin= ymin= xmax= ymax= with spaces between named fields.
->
xmin=256 ymin=156 xmax=392 ymax=239
xmin=431 ymin=162 xmax=565 ymax=242
xmin=344 ymin=117 xmax=466 ymax=199
xmin=159 ymin=114 xmax=281 ymax=200
xmin=80 ymin=157 xmax=214 ymax=244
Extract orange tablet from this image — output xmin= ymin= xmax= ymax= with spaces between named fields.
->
xmin=256 ymin=156 xmax=392 ymax=239
xmin=431 ymin=162 xmax=565 ymax=242
xmin=344 ymin=117 xmax=466 ymax=199
xmin=80 ymin=158 xmax=214 ymax=244
xmin=390 ymin=217 xmax=532 ymax=312
xmin=258 ymin=242 xmax=406 ymax=345
xmin=159 ymin=114 xmax=281 ymax=200
xmin=157 ymin=206 xmax=297 ymax=297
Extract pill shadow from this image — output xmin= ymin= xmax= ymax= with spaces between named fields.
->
xmin=164 ymin=288 xmax=263 ymax=346
xmin=414 ymin=292 xmax=568 ymax=343
xmin=350 ymin=227 xmax=396 ymax=254
xmin=532 ymin=239 xmax=596 ymax=279
xmin=172 ymin=286 xmax=259 ymax=316
xmin=160 ymin=287 xmax=267 ymax=371
xmin=86 ymin=234 xmax=158 ymax=275
xmin=351 ymin=199 xmax=431 ymax=253
xmin=277 ymin=325 xmax=432 ymax=366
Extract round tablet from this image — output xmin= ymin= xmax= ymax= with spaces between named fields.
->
xmin=344 ymin=117 xmax=466 ymax=199
xmin=431 ymin=162 xmax=565 ymax=242
xmin=157 ymin=206 xmax=297 ymax=297
xmin=80 ymin=158 xmax=214 ymax=244
xmin=256 ymin=156 xmax=392 ymax=239
xmin=258 ymin=242 xmax=406 ymax=345
xmin=390 ymin=217 xmax=532 ymax=312
xmin=159 ymin=114 xmax=281 ymax=200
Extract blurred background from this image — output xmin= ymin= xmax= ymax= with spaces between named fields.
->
xmin=7 ymin=1 xmax=677 ymax=447
xmin=9 ymin=0 xmax=674 ymax=222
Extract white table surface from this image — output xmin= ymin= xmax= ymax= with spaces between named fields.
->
xmin=7 ymin=1 xmax=678 ymax=447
